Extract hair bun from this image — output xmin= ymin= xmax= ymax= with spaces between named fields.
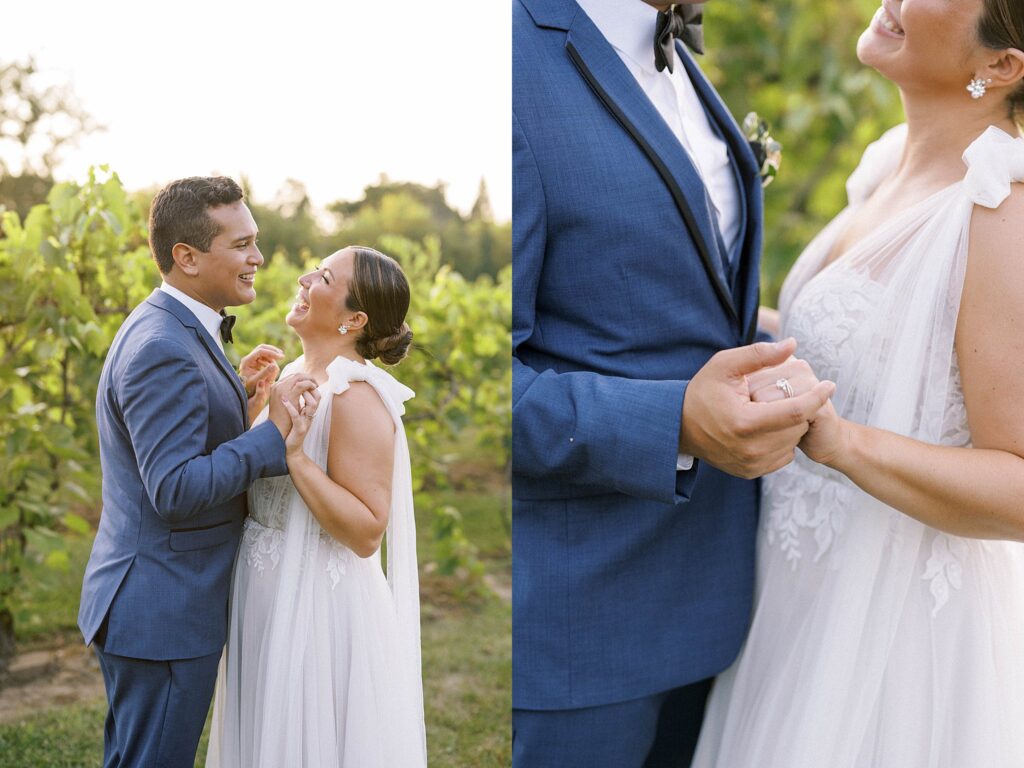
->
xmin=359 ymin=323 xmax=413 ymax=366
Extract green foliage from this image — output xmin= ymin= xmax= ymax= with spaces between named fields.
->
xmin=0 ymin=698 xmax=107 ymax=767
xmin=705 ymin=0 xmax=905 ymax=304
xmin=430 ymin=506 xmax=487 ymax=584
xmin=0 ymin=168 xmax=153 ymax=656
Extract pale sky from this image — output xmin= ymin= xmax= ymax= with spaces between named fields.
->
xmin=1 ymin=0 xmax=511 ymax=221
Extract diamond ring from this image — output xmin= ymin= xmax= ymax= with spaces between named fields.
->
xmin=775 ymin=378 xmax=795 ymax=399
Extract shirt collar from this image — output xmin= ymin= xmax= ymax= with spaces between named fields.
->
xmin=159 ymin=281 xmax=225 ymax=350
xmin=575 ymin=0 xmax=664 ymax=75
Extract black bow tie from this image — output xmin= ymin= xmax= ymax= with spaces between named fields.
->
xmin=219 ymin=311 xmax=236 ymax=344
xmin=655 ymin=3 xmax=705 ymax=74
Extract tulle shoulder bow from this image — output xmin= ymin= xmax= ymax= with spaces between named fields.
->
xmin=962 ymin=126 xmax=1024 ymax=209
xmin=324 ymin=356 xmax=416 ymax=416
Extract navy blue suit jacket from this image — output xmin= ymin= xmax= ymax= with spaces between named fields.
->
xmin=78 ymin=289 xmax=288 ymax=660
xmin=513 ymin=0 xmax=764 ymax=710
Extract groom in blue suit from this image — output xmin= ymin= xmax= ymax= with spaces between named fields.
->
xmin=513 ymin=1 xmax=832 ymax=765
xmin=78 ymin=177 xmax=316 ymax=768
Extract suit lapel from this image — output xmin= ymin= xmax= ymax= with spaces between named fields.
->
xmin=562 ymin=12 xmax=739 ymax=326
xmin=146 ymin=290 xmax=249 ymax=422
xmin=194 ymin=327 xmax=249 ymax=424
xmin=678 ymin=44 xmax=764 ymax=343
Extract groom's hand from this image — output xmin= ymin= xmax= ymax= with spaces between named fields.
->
xmin=239 ymin=344 xmax=285 ymax=396
xmin=678 ymin=338 xmax=836 ymax=479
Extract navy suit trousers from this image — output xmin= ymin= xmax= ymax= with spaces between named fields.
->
xmin=513 ymin=678 xmax=713 ymax=768
xmin=94 ymin=623 xmax=221 ymax=768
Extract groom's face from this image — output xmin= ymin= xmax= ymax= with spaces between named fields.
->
xmin=192 ymin=201 xmax=263 ymax=310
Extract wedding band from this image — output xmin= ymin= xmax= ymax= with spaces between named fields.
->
xmin=775 ymin=378 xmax=795 ymax=399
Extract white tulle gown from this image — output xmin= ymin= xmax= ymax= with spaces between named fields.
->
xmin=206 ymin=355 xmax=427 ymax=768
xmin=693 ymin=125 xmax=1024 ymax=767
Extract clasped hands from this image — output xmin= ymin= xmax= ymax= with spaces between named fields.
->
xmin=678 ymin=338 xmax=846 ymax=479
xmin=238 ymin=344 xmax=320 ymax=452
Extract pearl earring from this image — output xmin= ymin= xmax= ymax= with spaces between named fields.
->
xmin=339 ymin=324 xmax=349 ymax=335
xmin=967 ymin=76 xmax=992 ymax=99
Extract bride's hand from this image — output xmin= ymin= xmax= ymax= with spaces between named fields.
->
xmin=268 ymin=374 xmax=320 ymax=439
xmin=280 ymin=394 xmax=319 ymax=458
xmin=798 ymin=399 xmax=850 ymax=468
xmin=747 ymin=356 xmax=824 ymax=404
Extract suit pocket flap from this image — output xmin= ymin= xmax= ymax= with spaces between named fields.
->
xmin=168 ymin=520 xmax=234 ymax=551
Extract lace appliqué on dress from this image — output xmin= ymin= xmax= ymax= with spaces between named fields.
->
xmin=763 ymin=462 xmax=851 ymax=569
xmin=922 ymin=533 xmax=968 ymax=616
xmin=770 ymin=248 xmax=973 ymax=616
xmin=243 ymin=517 xmax=285 ymax=574
xmin=324 ymin=537 xmax=353 ymax=589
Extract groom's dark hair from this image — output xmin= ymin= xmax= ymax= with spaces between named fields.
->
xmin=148 ymin=176 xmax=244 ymax=274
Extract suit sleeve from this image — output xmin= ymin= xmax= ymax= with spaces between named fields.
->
xmin=512 ymin=112 xmax=698 ymax=506
xmin=119 ymin=336 xmax=288 ymax=524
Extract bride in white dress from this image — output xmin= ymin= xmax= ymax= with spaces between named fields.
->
xmin=694 ymin=0 xmax=1024 ymax=766
xmin=206 ymin=246 xmax=427 ymax=767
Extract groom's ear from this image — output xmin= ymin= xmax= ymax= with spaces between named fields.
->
xmin=982 ymin=47 xmax=1024 ymax=91
xmin=170 ymin=242 xmax=201 ymax=276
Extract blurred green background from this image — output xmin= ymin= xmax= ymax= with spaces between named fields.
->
xmin=704 ymin=0 xmax=904 ymax=305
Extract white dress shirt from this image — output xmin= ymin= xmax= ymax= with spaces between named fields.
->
xmin=575 ymin=0 xmax=741 ymax=257
xmin=577 ymin=0 xmax=743 ymax=471
xmin=159 ymin=282 xmax=226 ymax=353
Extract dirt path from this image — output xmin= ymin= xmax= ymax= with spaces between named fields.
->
xmin=0 ymin=568 xmax=509 ymax=726
xmin=0 ymin=641 xmax=104 ymax=724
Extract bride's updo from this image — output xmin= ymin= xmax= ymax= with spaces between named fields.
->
xmin=345 ymin=246 xmax=414 ymax=365
xmin=979 ymin=0 xmax=1024 ymax=125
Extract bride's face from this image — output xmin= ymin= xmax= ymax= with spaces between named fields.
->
xmin=857 ymin=0 xmax=987 ymax=95
xmin=287 ymin=248 xmax=363 ymax=336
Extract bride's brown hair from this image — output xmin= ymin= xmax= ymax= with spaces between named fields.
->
xmin=344 ymin=246 xmax=414 ymax=366
xmin=979 ymin=0 xmax=1024 ymax=127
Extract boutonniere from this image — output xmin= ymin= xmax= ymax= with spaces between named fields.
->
xmin=743 ymin=112 xmax=782 ymax=188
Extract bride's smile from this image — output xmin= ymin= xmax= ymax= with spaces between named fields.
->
xmin=872 ymin=0 xmax=905 ymax=39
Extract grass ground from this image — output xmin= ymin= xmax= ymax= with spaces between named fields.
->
xmin=0 ymin=488 xmax=510 ymax=767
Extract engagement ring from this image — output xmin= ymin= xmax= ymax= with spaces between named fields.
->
xmin=775 ymin=378 xmax=795 ymax=399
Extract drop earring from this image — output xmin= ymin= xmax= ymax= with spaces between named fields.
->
xmin=967 ymin=76 xmax=992 ymax=99
xmin=339 ymin=324 xmax=349 ymax=335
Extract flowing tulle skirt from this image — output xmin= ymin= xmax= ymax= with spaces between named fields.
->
xmin=692 ymin=469 xmax=1024 ymax=767
xmin=206 ymin=519 xmax=426 ymax=768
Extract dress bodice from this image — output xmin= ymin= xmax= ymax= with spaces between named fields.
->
xmin=247 ymin=355 xmax=415 ymax=532
xmin=760 ymin=124 xmax=1024 ymax=582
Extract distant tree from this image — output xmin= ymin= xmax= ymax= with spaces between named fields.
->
xmin=330 ymin=176 xmax=461 ymax=230
xmin=470 ymin=178 xmax=494 ymax=222
xmin=0 ymin=57 xmax=98 ymax=220
xmin=246 ymin=178 xmax=324 ymax=265
xmin=328 ymin=177 xmax=510 ymax=279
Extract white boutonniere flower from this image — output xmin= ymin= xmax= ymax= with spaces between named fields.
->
xmin=743 ymin=112 xmax=782 ymax=188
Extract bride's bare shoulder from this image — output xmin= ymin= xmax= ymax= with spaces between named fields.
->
xmin=957 ymin=183 xmax=1024 ymax=454
xmin=330 ymin=381 xmax=395 ymax=442
xmin=968 ymin=182 xmax=1024 ymax=272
